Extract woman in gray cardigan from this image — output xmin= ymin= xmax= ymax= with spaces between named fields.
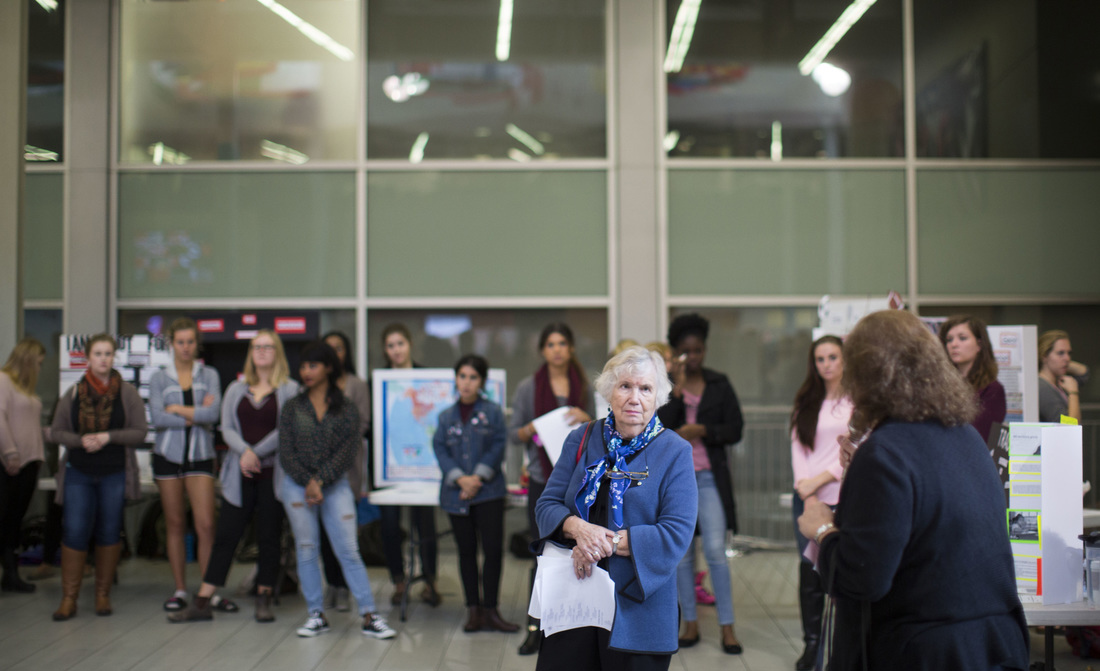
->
xmin=148 ymin=318 xmax=222 ymax=612
xmin=169 ymin=330 xmax=298 ymax=623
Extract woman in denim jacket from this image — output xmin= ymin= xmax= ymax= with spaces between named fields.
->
xmin=433 ymin=355 xmax=518 ymax=635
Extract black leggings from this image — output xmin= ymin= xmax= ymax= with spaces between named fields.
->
xmin=537 ymin=626 xmax=671 ymax=671
xmin=449 ymin=498 xmax=505 ymax=608
xmin=380 ymin=505 xmax=437 ymax=582
xmin=526 ymin=479 xmax=546 ymax=601
xmin=0 ymin=462 xmax=40 ymax=551
xmin=203 ymin=474 xmax=284 ymax=589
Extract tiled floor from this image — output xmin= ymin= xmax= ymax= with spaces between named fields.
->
xmin=0 ymin=509 xmax=1087 ymax=670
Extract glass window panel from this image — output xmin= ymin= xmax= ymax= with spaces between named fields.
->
xmin=120 ymin=0 xmax=359 ymax=163
xmin=668 ymin=306 xmax=817 ymax=541
xmin=118 ymin=172 xmax=355 ymax=298
xmin=917 ymin=170 xmax=1100 ymax=295
xmin=23 ymin=308 xmax=63 ymax=412
xmin=914 ymin=2 xmax=1100 ymax=158
xmin=26 ymin=0 xmax=65 ymax=162
xmin=23 ymin=173 xmax=63 ymax=301
xmin=367 ymin=171 xmax=607 ymax=296
xmin=668 ymin=169 xmax=906 ymax=295
xmin=919 ymin=304 xmax=1100 ymax=406
xmin=365 ymin=308 xmax=608 ymax=397
xmin=367 ymin=0 xmax=606 ymax=160
xmin=666 ymin=0 xmax=903 ymax=158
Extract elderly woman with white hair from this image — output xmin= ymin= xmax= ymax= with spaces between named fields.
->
xmin=533 ymin=346 xmax=698 ymax=671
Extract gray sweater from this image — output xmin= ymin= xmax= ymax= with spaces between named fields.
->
xmin=219 ymin=378 xmax=299 ymax=506
xmin=508 ymin=374 xmax=594 ymax=484
xmin=148 ymin=361 xmax=222 ymax=464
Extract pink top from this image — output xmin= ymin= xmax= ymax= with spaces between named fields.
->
xmin=0 ymin=372 xmax=46 ymax=468
xmin=682 ymin=390 xmax=711 ymax=472
xmin=791 ymin=396 xmax=853 ymax=506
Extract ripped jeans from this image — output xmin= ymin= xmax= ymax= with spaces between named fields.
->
xmin=281 ymin=475 xmax=377 ymax=615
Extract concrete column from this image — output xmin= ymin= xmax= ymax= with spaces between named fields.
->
xmin=613 ymin=0 xmax=662 ymax=344
xmin=0 ymin=1 xmax=28 ymax=355
xmin=64 ymin=0 xmax=112 ymax=332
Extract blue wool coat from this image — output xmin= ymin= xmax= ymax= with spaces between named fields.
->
xmin=535 ymin=420 xmax=698 ymax=654
xmin=432 ymin=396 xmax=507 ymax=515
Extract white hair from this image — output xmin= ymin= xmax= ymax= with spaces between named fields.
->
xmin=594 ymin=346 xmax=671 ymax=408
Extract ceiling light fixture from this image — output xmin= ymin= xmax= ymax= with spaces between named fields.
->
xmin=663 ymin=0 xmax=701 ymax=73
xmin=496 ymin=0 xmax=514 ymax=61
xmin=254 ymin=0 xmax=354 ymax=62
xmin=505 ymin=123 xmax=544 ymax=155
xmin=798 ymin=0 xmax=876 ymax=76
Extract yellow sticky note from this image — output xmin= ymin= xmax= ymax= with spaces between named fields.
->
xmin=1060 ymin=415 xmax=1079 ymax=425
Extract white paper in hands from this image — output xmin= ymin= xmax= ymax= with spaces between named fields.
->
xmin=528 ymin=543 xmax=616 ymax=636
xmin=532 ymin=406 xmax=581 ymax=466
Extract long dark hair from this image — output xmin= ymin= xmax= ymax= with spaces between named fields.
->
xmin=380 ymin=322 xmax=413 ymax=368
xmin=538 ymin=322 xmax=589 ymax=399
xmin=298 ymin=340 xmax=345 ymax=410
xmin=790 ymin=335 xmax=844 ymax=450
xmin=322 ymin=330 xmax=356 ymax=375
xmin=938 ymin=315 xmax=998 ymax=391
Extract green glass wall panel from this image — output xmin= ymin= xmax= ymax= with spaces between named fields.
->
xmin=918 ymin=170 xmax=1100 ymax=295
xmin=24 ymin=173 xmax=63 ymax=300
xmin=119 ymin=172 xmax=355 ymax=298
xmin=668 ymin=170 xmax=907 ymax=295
xmin=367 ymin=172 xmax=607 ymax=297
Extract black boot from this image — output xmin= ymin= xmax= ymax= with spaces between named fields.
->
xmin=1 ymin=549 xmax=34 ymax=593
xmin=795 ymin=561 xmax=824 ymax=671
xmin=518 ymin=617 xmax=542 ymax=655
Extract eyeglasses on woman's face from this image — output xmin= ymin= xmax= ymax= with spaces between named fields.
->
xmin=252 ymin=344 xmax=276 ymax=351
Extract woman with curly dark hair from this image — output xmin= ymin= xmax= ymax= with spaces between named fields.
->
xmin=798 ymin=310 xmax=1027 ymax=671
xmin=657 ymin=313 xmax=744 ymax=655
xmin=938 ymin=315 xmax=1005 ymax=441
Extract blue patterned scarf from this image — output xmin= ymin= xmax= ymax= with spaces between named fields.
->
xmin=574 ymin=413 xmax=664 ymax=529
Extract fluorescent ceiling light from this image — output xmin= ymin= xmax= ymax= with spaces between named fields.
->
xmin=505 ymin=123 xmax=544 ymax=155
xmin=798 ymin=0 xmax=876 ymax=76
xmin=409 ymin=132 xmax=429 ymax=163
xmin=383 ymin=72 xmax=430 ymax=102
xmin=496 ymin=0 xmax=514 ymax=62
xmin=811 ymin=62 xmax=852 ymax=96
xmin=664 ymin=0 xmax=701 ymax=73
xmin=35 ymin=0 xmax=58 ymax=11
xmin=147 ymin=142 xmax=190 ymax=166
xmin=770 ymin=121 xmax=782 ymax=161
xmin=255 ymin=0 xmax=354 ymax=62
xmin=507 ymin=148 xmax=531 ymax=163
xmin=261 ymin=139 xmax=309 ymax=165
xmin=24 ymin=145 xmax=58 ymax=161
xmin=663 ymin=130 xmax=681 ymax=153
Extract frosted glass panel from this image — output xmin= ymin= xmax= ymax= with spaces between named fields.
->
xmin=917 ymin=170 xmax=1100 ymax=295
xmin=24 ymin=173 xmax=63 ymax=301
xmin=120 ymin=0 xmax=359 ymax=162
xmin=668 ymin=170 xmax=906 ymax=295
xmin=119 ymin=172 xmax=355 ymax=298
xmin=367 ymin=172 xmax=607 ymax=297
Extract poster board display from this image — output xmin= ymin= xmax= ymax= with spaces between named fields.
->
xmin=371 ymin=368 xmax=506 ymax=488
xmin=1006 ymin=423 xmax=1083 ymax=604
xmin=813 ymin=292 xmax=905 ymax=340
xmin=987 ymin=325 xmax=1038 ymax=424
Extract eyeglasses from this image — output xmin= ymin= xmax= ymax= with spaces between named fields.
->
xmin=604 ymin=468 xmax=648 ymax=483
xmin=252 ymin=344 xmax=276 ymax=351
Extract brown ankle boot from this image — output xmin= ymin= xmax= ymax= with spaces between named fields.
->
xmin=94 ymin=544 xmax=121 ymax=616
xmin=254 ymin=592 xmax=275 ymax=623
xmin=482 ymin=607 xmax=519 ymax=632
xmin=463 ymin=606 xmax=483 ymax=632
xmin=53 ymin=546 xmax=87 ymax=621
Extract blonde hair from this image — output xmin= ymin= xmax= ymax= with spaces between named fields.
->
xmin=244 ymin=330 xmax=290 ymax=387
xmin=1037 ymin=330 xmax=1070 ymax=371
xmin=2 ymin=338 xmax=46 ymax=395
xmin=845 ymin=311 xmax=976 ymax=442
xmin=611 ymin=339 xmax=640 ymax=356
xmin=645 ymin=341 xmax=671 ymax=358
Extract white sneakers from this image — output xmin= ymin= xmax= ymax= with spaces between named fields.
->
xmin=296 ymin=611 xmax=396 ymax=640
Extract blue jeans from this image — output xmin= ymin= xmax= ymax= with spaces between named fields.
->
xmin=62 ymin=465 xmax=126 ymax=550
xmin=281 ymin=475 xmax=376 ymax=615
xmin=676 ymin=469 xmax=735 ymax=625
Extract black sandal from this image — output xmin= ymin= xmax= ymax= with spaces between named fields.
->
xmin=163 ymin=595 xmax=187 ymax=612
xmin=210 ymin=595 xmax=239 ymax=613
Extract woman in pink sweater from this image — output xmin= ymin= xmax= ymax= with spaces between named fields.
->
xmin=789 ymin=335 xmax=852 ymax=671
xmin=0 ymin=338 xmax=48 ymax=593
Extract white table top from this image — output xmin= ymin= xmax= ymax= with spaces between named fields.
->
xmin=367 ymin=484 xmax=440 ymax=506
xmin=1023 ymin=600 xmax=1100 ymax=626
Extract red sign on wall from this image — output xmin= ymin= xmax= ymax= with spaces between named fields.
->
xmin=197 ymin=319 xmax=225 ymax=333
xmin=274 ymin=317 xmax=307 ymax=334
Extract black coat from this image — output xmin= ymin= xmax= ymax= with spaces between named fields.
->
xmin=657 ymin=368 xmax=743 ymax=533
xmin=819 ymin=420 xmax=1029 ymax=671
